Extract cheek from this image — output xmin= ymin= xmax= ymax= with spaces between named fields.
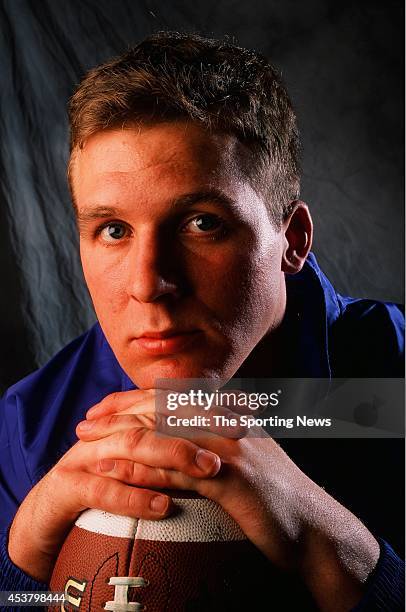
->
xmin=80 ymin=246 xmax=129 ymax=316
xmin=185 ymin=239 xmax=283 ymax=327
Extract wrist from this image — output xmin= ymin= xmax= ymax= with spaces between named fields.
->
xmin=299 ymin=487 xmax=380 ymax=611
xmin=8 ymin=516 xmax=55 ymax=583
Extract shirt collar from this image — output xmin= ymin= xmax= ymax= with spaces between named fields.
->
xmin=282 ymin=252 xmax=340 ymax=378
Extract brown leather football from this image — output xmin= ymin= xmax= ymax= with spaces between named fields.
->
xmin=49 ymin=492 xmax=271 ymax=611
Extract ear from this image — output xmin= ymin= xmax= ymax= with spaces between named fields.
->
xmin=281 ymin=200 xmax=313 ymax=274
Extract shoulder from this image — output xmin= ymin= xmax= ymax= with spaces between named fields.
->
xmin=329 ymin=294 xmax=404 ymax=377
xmin=287 ymin=253 xmax=404 ymax=378
xmin=0 ymin=323 xmax=125 ymax=483
xmin=3 ymin=323 xmax=103 ymax=406
xmin=1 ymin=323 xmax=94 ymax=412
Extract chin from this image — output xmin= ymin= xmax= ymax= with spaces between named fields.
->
xmin=123 ymin=355 xmax=230 ymax=390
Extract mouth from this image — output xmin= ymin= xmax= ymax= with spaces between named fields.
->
xmin=133 ymin=330 xmax=202 ymax=355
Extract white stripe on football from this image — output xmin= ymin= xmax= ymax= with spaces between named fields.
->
xmin=75 ymin=498 xmax=246 ymax=542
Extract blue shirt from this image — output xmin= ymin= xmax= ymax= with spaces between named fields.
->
xmin=0 ymin=253 xmax=404 ymax=610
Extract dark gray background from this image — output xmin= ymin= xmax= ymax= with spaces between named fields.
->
xmin=0 ymin=0 xmax=404 ymax=391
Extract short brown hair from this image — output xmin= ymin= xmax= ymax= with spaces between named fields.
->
xmin=68 ymin=31 xmax=300 ymax=225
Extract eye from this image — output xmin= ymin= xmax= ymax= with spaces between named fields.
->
xmin=182 ymin=214 xmax=225 ymax=235
xmin=98 ymin=222 xmax=128 ymax=243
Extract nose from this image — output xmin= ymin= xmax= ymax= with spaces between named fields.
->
xmin=127 ymin=228 xmax=182 ymax=303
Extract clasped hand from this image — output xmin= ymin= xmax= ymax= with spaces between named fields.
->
xmin=9 ymin=388 xmax=378 ymax=611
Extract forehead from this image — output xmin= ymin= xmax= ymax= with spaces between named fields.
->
xmin=71 ymin=121 xmax=250 ymax=200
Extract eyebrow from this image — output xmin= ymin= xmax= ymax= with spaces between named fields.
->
xmin=76 ymin=189 xmax=236 ymax=223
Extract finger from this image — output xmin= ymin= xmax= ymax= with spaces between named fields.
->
xmin=78 ymin=406 xmax=247 ymax=442
xmin=86 ymin=389 xmax=157 ymax=419
xmin=69 ymin=429 xmax=221 ymax=479
xmin=49 ymin=466 xmax=173 ymax=520
xmin=86 ymin=388 xmax=270 ymax=421
xmin=91 ymin=458 xmax=198 ymax=491
xmin=77 ymin=413 xmax=156 ymax=440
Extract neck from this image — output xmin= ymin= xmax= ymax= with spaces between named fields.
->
xmin=234 ymin=322 xmax=287 ymax=378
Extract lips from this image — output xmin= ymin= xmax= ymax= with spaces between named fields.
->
xmin=133 ymin=330 xmax=202 ymax=355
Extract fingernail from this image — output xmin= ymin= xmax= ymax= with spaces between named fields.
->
xmin=99 ymin=459 xmax=116 ymax=472
xmin=78 ymin=420 xmax=94 ymax=430
xmin=150 ymin=495 xmax=169 ymax=514
xmin=195 ymin=450 xmax=221 ymax=474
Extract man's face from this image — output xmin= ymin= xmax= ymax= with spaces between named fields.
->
xmin=74 ymin=121 xmax=287 ymax=388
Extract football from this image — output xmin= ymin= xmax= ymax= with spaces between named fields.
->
xmin=49 ymin=491 xmax=271 ymax=611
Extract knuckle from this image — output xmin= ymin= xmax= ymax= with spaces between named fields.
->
xmin=46 ymin=465 xmax=66 ymax=489
xmin=127 ymin=463 xmax=147 ymax=486
xmin=103 ymin=391 xmax=120 ymax=407
xmin=169 ymin=437 xmax=190 ymax=463
xmin=129 ymin=461 xmax=140 ymax=482
xmin=116 ymin=459 xmax=135 ymax=482
xmin=88 ymin=477 xmax=109 ymax=505
xmin=124 ymin=427 xmax=144 ymax=451
xmin=137 ymin=413 xmax=155 ymax=429
xmin=131 ymin=463 xmax=152 ymax=487
xmin=111 ymin=391 xmax=122 ymax=405
xmin=146 ymin=388 xmax=157 ymax=402
xmin=125 ymin=486 xmax=146 ymax=515
xmin=156 ymin=466 xmax=172 ymax=487
xmin=106 ymin=413 xmax=120 ymax=427
xmin=48 ymin=464 xmax=70 ymax=486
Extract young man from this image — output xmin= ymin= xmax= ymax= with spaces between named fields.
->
xmin=0 ymin=32 xmax=404 ymax=610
